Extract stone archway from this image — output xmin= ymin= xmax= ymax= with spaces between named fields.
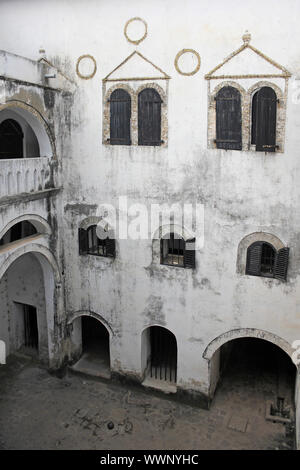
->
xmin=203 ymin=329 xmax=298 ymax=448
xmin=0 ymin=101 xmax=55 ymax=158
xmin=0 ymin=245 xmax=61 ymax=366
xmin=0 ymin=214 xmax=51 ymax=241
xmin=204 ymin=328 xmax=293 ymax=362
xmin=68 ymin=311 xmax=112 ymax=380
xmin=204 ymin=328 xmax=295 ymax=398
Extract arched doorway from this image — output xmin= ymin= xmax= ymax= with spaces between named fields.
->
xmin=207 ymin=336 xmax=297 ymax=448
xmin=142 ymin=326 xmax=177 ymax=391
xmin=0 ymin=251 xmax=57 ymax=365
xmin=70 ymin=314 xmax=111 ymax=380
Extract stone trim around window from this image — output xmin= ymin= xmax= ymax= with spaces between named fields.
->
xmin=236 ymin=232 xmax=285 ymax=275
xmin=207 ymin=80 xmax=287 ymax=153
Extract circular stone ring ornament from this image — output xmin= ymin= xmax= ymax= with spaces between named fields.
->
xmin=124 ymin=17 xmax=148 ymax=45
xmin=174 ymin=49 xmax=201 ymax=76
xmin=76 ymin=54 xmax=97 ymax=80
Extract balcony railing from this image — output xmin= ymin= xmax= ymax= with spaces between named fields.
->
xmin=0 ymin=157 xmax=54 ymax=198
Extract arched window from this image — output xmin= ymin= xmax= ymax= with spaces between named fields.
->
xmin=138 ymin=88 xmax=162 ymax=146
xmin=0 ymin=119 xmax=24 ymax=159
xmin=79 ymin=225 xmax=115 ymax=258
xmin=109 ymin=89 xmax=131 ymax=145
xmin=215 ymin=86 xmax=242 ymax=150
xmin=251 ymin=87 xmax=277 ymax=152
xmin=246 ymin=241 xmax=289 ymax=281
xmin=0 ymin=221 xmax=37 ymax=246
xmin=160 ymin=233 xmax=195 ymax=268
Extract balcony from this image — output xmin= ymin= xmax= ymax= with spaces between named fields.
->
xmin=0 ymin=157 xmax=54 ymax=198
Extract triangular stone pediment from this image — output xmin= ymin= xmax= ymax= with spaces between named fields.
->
xmin=205 ymin=35 xmax=291 ymax=79
xmin=104 ymin=51 xmax=170 ymax=82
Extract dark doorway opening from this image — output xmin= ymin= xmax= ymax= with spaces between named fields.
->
xmin=23 ymin=304 xmax=38 ymax=351
xmin=82 ymin=316 xmax=109 ymax=354
xmin=149 ymin=326 xmax=177 ymax=383
xmin=0 ymin=118 xmax=24 ymax=159
xmin=213 ymin=337 xmax=296 ymax=448
xmin=219 ymin=338 xmax=295 ymax=391
xmin=72 ymin=316 xmax=111 ymax=379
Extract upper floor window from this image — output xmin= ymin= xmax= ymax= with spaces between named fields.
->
xmin=215 ymin=86 xmax=242 ymax=150
xmin=0 ymin=221 xmax=37 ymax=246
xmin=109 ymin=89 xmax=131 ymax=145
xmin=0 ymin=119 xmax=24 ymax=159
xmin=251 ymin=87 xmax=277 ymax=152
xmin=246 ymin=241 xmax=289 ymax=281
xmin=160 ymin=233 xmax=195 ymax=268
xmin=138 ymin=88 xmax=162 ymax=146
xmin=79 ymin=225 xmax=115 ymax=258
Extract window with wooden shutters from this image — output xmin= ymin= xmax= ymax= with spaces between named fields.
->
xmin=215 ymin=86 xmax=242 ymax=151
xmin=160 ymin=233 xmax=195 ymax=268
xmin=252 ymin=87 xmax=277 ymax=152
xmin=246 ymin=241 xmax=289 ymax=281
xmin=138 ymin=88 xmax=162 ymax=146
xmin=0 ymin=119 xmax=24 ymax=159
xmin=79 ymin=225 xmax=115 ymax=258
xmin=109 ymin=89 xmax=131 ymax=145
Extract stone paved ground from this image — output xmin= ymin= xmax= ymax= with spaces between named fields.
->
xmin=0 ymin=346 xmax=295 ymax=450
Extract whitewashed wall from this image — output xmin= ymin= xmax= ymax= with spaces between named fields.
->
xmin=0 ymin=0 xmax=299 ymax=429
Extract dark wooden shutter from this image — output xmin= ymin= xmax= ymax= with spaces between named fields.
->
xmin=184 ymin=238 xmax=196 ymax=269
xmin=110 ymin=89 xmax=131 ymax=145
xmin=251 ymin=91 xmax=258 ymax=144
xmin=274 ymin=247 xmax=289 ymax=281
xmin=106 ymin=237 xmax=116 ymax=258
xmin=138 ymin=88 xmax=162 ymax=146
xmin=246 ymin=242 xmax=262 ymax=276
xmin=0 ymin=119 xmax=24 ymax=159
xmin=255 ymin=87 xmax=277 ymax=152
xmin=215 ymin=86 xmax=242 ymax=150
xmin=78 ymin=228 xmax=88 ymax=255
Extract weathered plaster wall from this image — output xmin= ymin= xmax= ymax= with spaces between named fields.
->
xmin=0 ymin=47 xmax=72 ymax=367
xmin=0 ymin=0 xmax=299 ymax=406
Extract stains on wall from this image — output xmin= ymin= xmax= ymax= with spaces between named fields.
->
xmin=142 ymin=295 xmax=166 ymax=326
xmin=64 ymin=203 xmax=98 ymax=217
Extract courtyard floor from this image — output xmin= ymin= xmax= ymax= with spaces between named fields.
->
xmin=0 ymin=349 xmax=295 ymax=450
